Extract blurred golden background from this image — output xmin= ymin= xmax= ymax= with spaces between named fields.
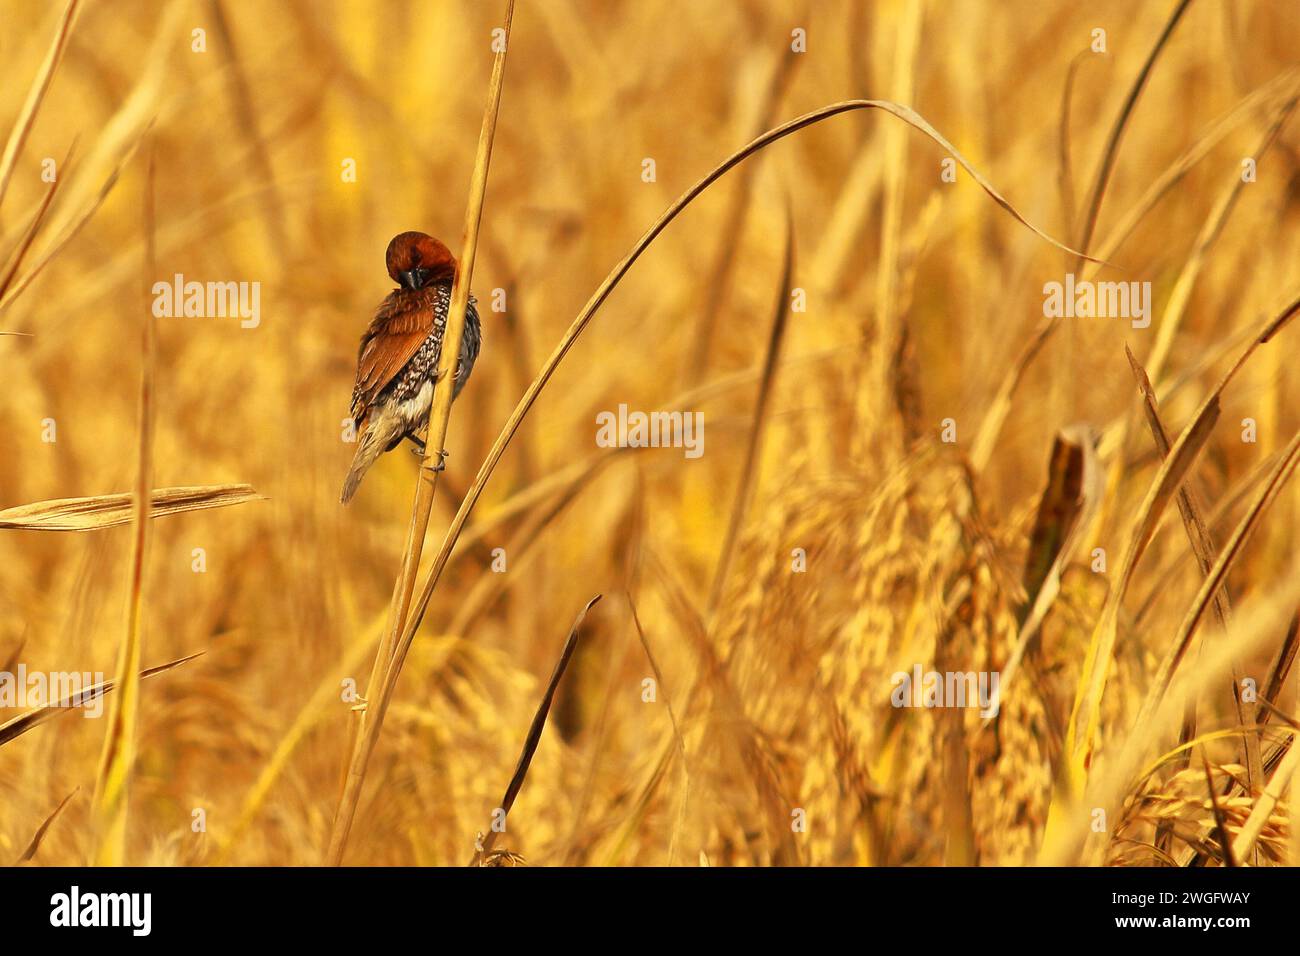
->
xmin=2 ymin=0 xmax=1299 ymax=866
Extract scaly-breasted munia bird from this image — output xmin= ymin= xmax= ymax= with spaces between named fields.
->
xmin=341 ymin=232 xmax=481 ymax=504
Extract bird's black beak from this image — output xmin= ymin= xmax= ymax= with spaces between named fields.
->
xmin=399 ymin=267 xmax=428 ymax=290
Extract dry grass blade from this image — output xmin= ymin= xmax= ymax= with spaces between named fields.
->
xmin=1144 ymin=91 xmax=1298 ymax=386
xmin=1056 ymin=52 xmax=1087 ymax=240
xmin=0 ymin=0 xmax=80 ymax=214
xmin=1054 ymin=391 xmax=1220 ymax=810
xmin=470 ymin=594 xmax=601 ymax=864
xmin=89 ymin=144 xmax=157 ymax=867
xmin=858 ymin=0 xmax=925 ymax=463
xmin=1072 ymin=0 xmax=1193 ymax=261
xmin=329 ymin=0 xmax=516 ymax=866
xmin=707 ymin=205 xmax=794 ymax=614
xmin=1091 ymin=69 xmax=1300 ymax=267
xmin=15 ymin=788 xmax=78 ymax=864
xmin=1260 ymin=614 xmax=1300 ymax=729
xmin=1256 ymin=697 xmax=1300 ymax=732
xmin=627 ymin=591 xmax=690 ymax=865
xmin=1136 ymin=423 xmax=1300 ymax=730
xmin=684 ymin=49 xmax=796 ymax=383
xmin=1126 ymin=346 xmax=1258 ymax=797
xmin=1231 ymin=729 xmax=1300 ymax=863
xmin=0 ymin=140 xmax=73 ymax=302
xmin=0 ymin=484 xmax=264 ymax=531
xmin=0 ymin=129 xmax=150 ymax=316
xmin=0 ymin=652 xmax=202 ymax=748
xmin=1198 ymin=750 xmax=1236 ymax=867
xmin=985 ymin=426 xmax=1101 ymax=725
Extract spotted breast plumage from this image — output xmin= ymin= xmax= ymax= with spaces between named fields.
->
xmin=341 ymin=232 xmax=482 ymax=504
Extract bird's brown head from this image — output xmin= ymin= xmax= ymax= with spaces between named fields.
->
xmin=385 ymin=231 xmax=456 ymax=291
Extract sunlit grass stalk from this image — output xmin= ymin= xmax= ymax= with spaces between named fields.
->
xmin=470 ymin=595 xmax=600 ymax=864
xmin=707 ymin=207 xmax=794 ymax=614
xmin=327 ymin=0 xmax=515 ymax=865
xmin=89 ymin=144 xmax=157 ymax=866
xmin=0 ymin=0 xmax=79 ymax=218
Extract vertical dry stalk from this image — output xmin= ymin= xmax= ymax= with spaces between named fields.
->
xmin=707 ymin=207 xmax=794 ymax=614
xmin=471 ymin=595 xmax=601 ymax=864
xmin=1072 ymin=0 xmax=1193 ymax=263
xmin=89 ymin=142 xmax=157 ymax=866
xmin=327 ymin=0 xmax=515 ymax=865
xmin=0 ymin=0 xmax=80 ymax=217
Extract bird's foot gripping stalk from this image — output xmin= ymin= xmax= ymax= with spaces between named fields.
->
xmin=407 ymin=435 xmax=448 ymax=472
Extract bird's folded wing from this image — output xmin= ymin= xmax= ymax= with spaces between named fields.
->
xmin=350 ymin=302 xmax=436 ymax=417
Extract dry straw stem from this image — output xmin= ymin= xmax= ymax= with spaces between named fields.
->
xmin=1143 ymin=90 xmax=1298 ymax=388
xmin=1072 ymin=0 xmax=1193 ymax=263
xmin=859 ymin=0 xmax=923 ymax=464
xmin=0 ymin=652 xmax=202 ymax=748
xmin=626 ymin=592 xmax=690 ymax=866
xmin=1199 ymin=749 xmax=1236 ymax=867
xmin=471 ymin=594 xmax=601 ymax=864
xmin=707 ymin=205 xmax=794 ymax=615
xmin=328 ymin=0 xmax=515 ymax=866
xmin=0 ymin=0 xmax=80 ymax=216
xmin=1056 ymin=51 xmax=1087 ymax=239
xmin=0 ymin=128 xmax=150 ymax=317
xmin=0 ymin=484 xmax=263 ymax=531
xmin=1126 ymin=346 xmax=1257 ymax=797
xmin=1089 ymin=68 xmax=1300 ymax=268
xmin=89 ymin=145 xmax=158 ymax=867
xmin=1125 ymin=299 xmax=1300 ymax=730
xmin=684 ymin=46 xmax=797 ymax=384
xmin=984 ymin=426 xmax=1102 ymax=726
xmin=15 ymin=788 xmax=78 ymax=865
xmin=1233 ymin=734 xmax=1300 ymax=863
xmin=0 ymin=139 xmax=74 ymax=302
xmin=1135 ymin=420 xmax=1300 ymax=733
xmin=215 ymin=628 xmax=379 ymax=863
xmin=1043 ymin=297 xmax=1300 ymax=860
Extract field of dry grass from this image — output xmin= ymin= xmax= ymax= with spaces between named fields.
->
xmin=1 ymin=0 xmax=1299 ymax=867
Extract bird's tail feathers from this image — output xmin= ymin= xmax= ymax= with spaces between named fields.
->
xmin=341 ymin=415 xmax=400 ymax=504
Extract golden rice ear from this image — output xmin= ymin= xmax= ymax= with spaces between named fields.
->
xmin=0 ymin=485 xmax=263 ymax=531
